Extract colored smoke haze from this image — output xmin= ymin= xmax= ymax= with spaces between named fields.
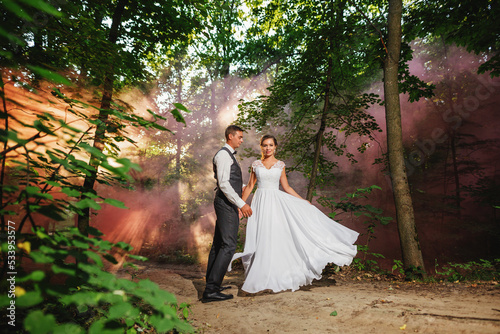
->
xmin=93 ymin=74 xmax=270 ymax=264
xmin=330 ymin=45 xmax=500 ymax=266
xmin=5 ymin=44 xmax=499 ymax=268
xmin=93 ymin=44 xmax=500 ymax=267
xmin=94 ymin=186 xmax=217 ymax=267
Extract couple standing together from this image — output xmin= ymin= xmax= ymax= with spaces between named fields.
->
xmin=202 ymin=125 xmax=359 ymax=303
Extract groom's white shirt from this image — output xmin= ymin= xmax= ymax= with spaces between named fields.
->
xmin=214 ymin=143 xmax=246 ymax=209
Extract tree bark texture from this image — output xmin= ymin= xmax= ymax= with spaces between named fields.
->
xmin=450 ymin=133 xmax=461 ymax=215
xmin=306 ymin=57 xmax=332 ymax=202
xmin=78 ymin=0 xmax=128 ymax=235
xmin=442 ymin=41 xmax=462 ymax=215
xmin=306 ymin=1 xmax=343 ymax=202
xmin=384 ymin=0 xmax=426 ymax=271
xmin=176 ymin=66 xmax=183 ymax=173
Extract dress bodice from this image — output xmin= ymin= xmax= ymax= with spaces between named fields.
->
xmin=252 ymin=160 xmax=285 ymax=190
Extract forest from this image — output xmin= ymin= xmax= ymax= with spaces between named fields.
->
xmin=0 ymin=0 xmax=499 ymax=333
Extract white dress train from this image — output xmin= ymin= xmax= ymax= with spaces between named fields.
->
xmin=229 ymin=160 xmax=359 ymax=293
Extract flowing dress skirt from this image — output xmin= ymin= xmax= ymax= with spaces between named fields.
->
xmin=230 ymin=188 xmax=359 ymax=293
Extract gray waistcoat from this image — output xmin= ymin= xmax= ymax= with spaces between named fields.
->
xmin=213 ymin=147 xmax=242 ymax=202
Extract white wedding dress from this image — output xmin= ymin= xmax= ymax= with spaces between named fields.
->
xmin=229 ymin=160 xmax=359 ymax=293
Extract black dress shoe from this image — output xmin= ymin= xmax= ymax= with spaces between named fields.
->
xmin=202 ymin=291 xmax=233 ymax=303
xmin=219 ymin=285 xmax=231 ymax=292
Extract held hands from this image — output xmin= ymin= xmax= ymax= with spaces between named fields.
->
xmin=239 ymin=186 xmax=247 ymax=219
xmin=240 ymin=204 xmax=252 ymax=218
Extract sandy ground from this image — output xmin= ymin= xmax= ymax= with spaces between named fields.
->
xmin=115 ymin=262 xmax=500 ymax=334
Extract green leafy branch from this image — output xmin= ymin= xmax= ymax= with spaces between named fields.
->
xmin=318 ymin=185 xmax=393 ymax=272
xmin=0 ymin=227 xmax=193 ymax=334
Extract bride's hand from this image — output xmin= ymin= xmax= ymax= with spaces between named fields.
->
xmin=238 ymin=208 xmax=243 ymax=219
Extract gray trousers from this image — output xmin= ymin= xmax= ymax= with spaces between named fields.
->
xmin=205 ymin=195 xmax=239 ymax=292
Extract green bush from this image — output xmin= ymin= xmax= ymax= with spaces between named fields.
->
xmin=0 ymin=3 xmax=193 ymax=332
xmin=318 ymin=185 xmax=393 ymax=274
xmin=1 ymin=226 xmax=192 ymax=333
xmin=0 ymin=79 xmax=191 ymax=331
xmin=435 ymin=259 xmax=500 ymax=282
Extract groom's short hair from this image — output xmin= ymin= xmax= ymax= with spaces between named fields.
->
xmin=225 ymin=125 xmax=244 ymax=140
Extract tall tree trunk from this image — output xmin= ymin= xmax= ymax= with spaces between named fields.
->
xmin=441 ymin=139 xmax=450 ymax=227
xmin=442 ymin=39 xmax=462 ymax=215
xmin=32 ymin=32 xmax=44 ymax=87
xmin=450 ymin=133 xmax=461 ymax=214
xmin=77 ymin=0 xmax=128 ymax=235
xmin=384 ymin=0 xmax=426 ymax=273
xmin=210 ymin=72 xmax=216 ymax=115
xmin=173 ymin=65 xmax=184 ymax=225
xmin=306 ymin=1 xmax=343 ymax=201
xmin=306 ymin=57 xmax=332 ymax=201
xmin=176 ymin=66 xmax=183 ymax=173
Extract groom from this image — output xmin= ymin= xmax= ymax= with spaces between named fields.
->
xmin=203 ymin=125 xmax=253 ymax=303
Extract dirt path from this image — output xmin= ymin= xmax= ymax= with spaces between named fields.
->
xmin=117 ymin=263 xmax=500 ymax=334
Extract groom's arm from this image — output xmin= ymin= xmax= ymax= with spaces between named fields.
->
xmin=214 ymin=150 xmax=246 ymax=209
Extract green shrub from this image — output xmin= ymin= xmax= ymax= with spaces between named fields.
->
xmin=435 ymin=258 xmax=500 ymax=282
xmin=318 ymin=185 xmax=393 ymax=274
xmin=0 ymin=226 xmax=192 ymax=333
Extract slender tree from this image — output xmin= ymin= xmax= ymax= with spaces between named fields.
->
xmin=77 ymin=0 xmax=128 ymax=235
xmin=237 ymin=0 xmax=382 ymax=200
xmin=306 ymin=0 xmax=345 ymax=201
xmin=306 ymin=54 xmax=332 ymax=201
xmin=75 ymin=1 xmax=202 ymax=234
xmin=384 ymin=0 xmax=425 ymax=273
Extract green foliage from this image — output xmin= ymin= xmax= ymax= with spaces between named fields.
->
xmin=392 ymin=259 xmax=404 ymax=275
xmin=193 ymin=0 xmax=245 ymax=79
xmin=318 ymin=185 xmax=392 ymax=273
xmin=0 ymin=81 xmax=193 ymax=331
xmin=350 ymin=250 xmax=385 ymax=273
xmin=170 ymin=103 xmax=191 ymax=126
xmin=318 ymin=185 xmax=392 ymax=228
xmin=235 ymin=0 xmax=385 ymax=190
xmin=156 ymin=250 xmax=197 ymax=265
xmin=434 ymin=259 xmax=500 ymax=282
xmin=0 ymin=0 xmax=204 ymax=86
xmin=403 ymin=265 xmax=426 ymax=281
xmin=0 ymin=227 xmax=193 ymax=333
xmin=406 ymin=0 xmax=500 ymax=77
xmin=0 ymin=81 xmax=179 ymax=229
xmin=1 ymin=2 xmax=198 ymax=332
xmin=398 ymin=42 xmax=435 ymax=102
xmin=0 ymin=76 xmax=194 ymax=330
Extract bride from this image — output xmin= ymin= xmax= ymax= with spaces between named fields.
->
xmin=230 ymin=135 xmax=359 ymax=293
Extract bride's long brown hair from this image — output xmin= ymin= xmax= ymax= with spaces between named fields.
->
xmin=260 ymin=135 xmax=278 ymax=159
